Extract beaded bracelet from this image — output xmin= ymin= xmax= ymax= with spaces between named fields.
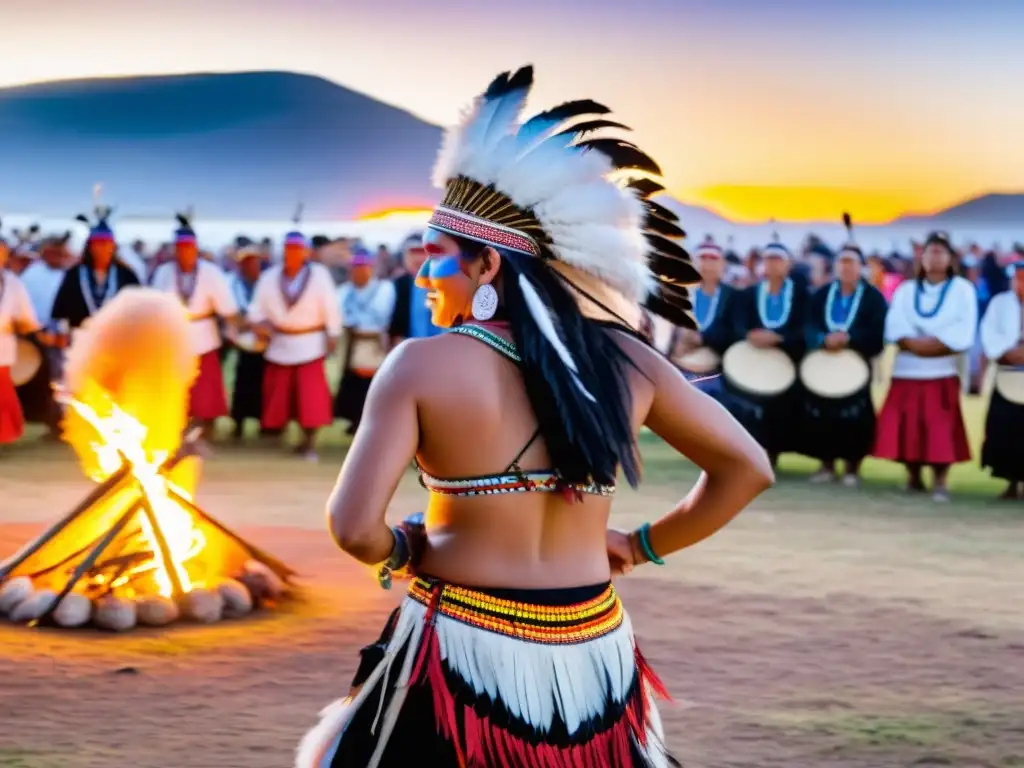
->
xmin=636 ymin=522 xmax=665 ymax=566
xmin=376 ymin=526 xmax=411 ymax=590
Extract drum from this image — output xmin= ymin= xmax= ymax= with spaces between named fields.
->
xmin=349 ymin=334 xmax=387 ymax=372
xmin=722 ymin=340 xmax=796 ymax=397
xmin=673 ymin=346 xmax=721 ymax=374
xmin=995 ymin=366 xmax=1024 ymax=405
xmin=11 ymin=337 xmax=43 ymax=386
xmin=799 ymin=349 xmax=871 ymax=399
xmin=227 ymin=328 xmax=268 ymax=354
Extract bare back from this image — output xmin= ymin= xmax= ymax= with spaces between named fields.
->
xmin=411 ymin=328 xmax=657 ymax=589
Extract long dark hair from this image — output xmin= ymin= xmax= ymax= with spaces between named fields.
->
xmin=451 ymin=235 xmax=642 ymax=488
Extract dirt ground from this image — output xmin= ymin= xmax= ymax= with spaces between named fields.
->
xmin=1 ymin=441 xmax=1023 ymax=768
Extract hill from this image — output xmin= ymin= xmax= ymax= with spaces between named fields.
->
xmin=896 ymin=193 xmax=1024 ymax=226
xmin=0 ymin=71 xmax=443 ymax=219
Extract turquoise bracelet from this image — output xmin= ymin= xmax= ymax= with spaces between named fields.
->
xmin=637 ymin=523 xmax=665 ymax=566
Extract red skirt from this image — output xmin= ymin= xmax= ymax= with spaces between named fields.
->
xmin=0 ymin=367 xmax=25 ymax=444
xmin=188 ymin=349 xmax=230 ymax=421
xmin=873 ymin=376 xmax=971 ymax=464
xmin=262 ymin=358 xmax=333 ymax=430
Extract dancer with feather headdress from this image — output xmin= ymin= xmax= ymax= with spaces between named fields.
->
xmin=297 ymin=65 xmax=773 ymax=768
xmin=150 ymin=211 xmax=242 ymax=436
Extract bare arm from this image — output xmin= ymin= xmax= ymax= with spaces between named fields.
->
xmin=326 ymin=343 xmax=420 ymax=564
xmin=640 ymin=354 xmax=774 ymax=558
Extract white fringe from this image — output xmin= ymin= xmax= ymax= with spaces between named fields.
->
xmin=296 ymin=594 xmax=651 ymax=765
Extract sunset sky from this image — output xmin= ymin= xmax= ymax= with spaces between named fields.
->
xmin=4 ymin=0 xmax=1023 ymax=223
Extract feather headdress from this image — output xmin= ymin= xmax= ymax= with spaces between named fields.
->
xmin=174 ymin=207 xmax=197 ymax=244
xmin=428 ymin=65 xmax=697 ymax=328
xmin=284 ymin=203 xmax=306 ymax=247
xmin=838 ymin=212 xmax=863 ymax=261
xmin=75 ymin=183 xmax=115 ymax=243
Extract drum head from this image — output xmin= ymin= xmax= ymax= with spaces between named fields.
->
xmin=233 ymin=331 xmax=267 ymax=354
xmin=799 ymin=349 xmax=871 ymax=399
xmin=995 ymin=369 xmax=1024 ymax=405
xmin=675 ymin=346 xmax=721 ymax=374
xmin=722 ymin=341 xmax=796 ymax=396
xmin=11 ymin=338 xmax=43 ymax=387
xmin=350 ymin=336 xmax=386 ymax=371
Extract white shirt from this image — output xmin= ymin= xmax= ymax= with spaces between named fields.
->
xmin=337 ymin=279 xmax=396 ymax=333
xmin=150 ymin=260 xmax=238 ymax=356
xmin=885 ymin=276 xmax=977 ymax=380
xmin=119 ymin=250 xmax=147 ymax=283
xmin=979 ymin=290 xmax=1023 ymax=364
xmin=246 ymin=263 xmax=342 ymax=366
xmin=19 ymin=261 xmax=66 ymax=326
xmin=0 ymin=270 xmax=40 ymax=367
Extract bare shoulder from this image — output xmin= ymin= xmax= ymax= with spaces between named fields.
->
xmin=606 ymin=327 xmax=677 ymax=385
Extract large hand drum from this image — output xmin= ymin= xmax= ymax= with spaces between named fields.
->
xmin=799 ymin=349 xmax=871 ymax=399
xmin=722 ymin=340 xmax=796 ymax=397
xmin=11 ymin=338 xmax=43 ymax=387
xmin=995 ymin=366 xmax=1024 ymax=405
xmin=673 ymin=346 xmax=721 ymax=375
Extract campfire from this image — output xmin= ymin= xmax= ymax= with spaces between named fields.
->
xmin=0 ymin=289 xmax=295 ymax=631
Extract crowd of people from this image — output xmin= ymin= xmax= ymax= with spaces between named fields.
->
xmin=0 ymin=206 xmax=1022 ymax=500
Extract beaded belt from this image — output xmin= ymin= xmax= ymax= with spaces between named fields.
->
xmin=406 ymin=578 xmax=624 ymax=644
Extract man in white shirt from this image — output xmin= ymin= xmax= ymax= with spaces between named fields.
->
xmin=334 ymin=248 xmax=396 ymax=434
xmin=248 ymin=228 xmax=342 ymax=461
xmin=149 ymin=214 xmax=240 ymax=437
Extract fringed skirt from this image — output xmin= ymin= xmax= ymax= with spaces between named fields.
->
xmin=297 ymin=578 xmax=676 ymax=768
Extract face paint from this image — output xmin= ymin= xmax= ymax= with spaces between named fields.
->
xmin=417 ymin=229 xmax=477 ymax=327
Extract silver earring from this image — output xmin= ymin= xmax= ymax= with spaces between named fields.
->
xmin=471 ymin=284 xmax=498 ymax=321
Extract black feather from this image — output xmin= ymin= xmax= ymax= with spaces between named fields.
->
xmin=576 ymin=139 xmax=661 ymax=175
xmin=843 ymin=211 xmax=852 ymax=232
xmin=175 ymin=212 xmax=191 ymax=228
xmin=645 ymin=292 xmax=695 ymax=329
xmin=522 ymin=100 xmax=611 ymax=133
xmin=650 ymin=253 xmax=700 ymax=284
xmin=503 ymin=65 xmax=534 ymax=94
xmin=483 ymin=71 xmax=511 ymax=98
xmin=554 ymin=119 xmax=630 ymax=138
xmin=646 ymin=200 xmax=680 ymax=224
xmin=28 ymin=224 xmax=40 ymax=235
xmin=645 ymin=232 xmax=690 ymax=263
xmin=645 ymin=212 xmax=685 ymax=239
xmin=627 ymin=178 xmax=665 ymax=199
xmin=75 ymin=214 xmax=90 ymax=225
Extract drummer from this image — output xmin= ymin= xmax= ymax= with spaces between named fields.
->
xmin=334 ymin=248 xmax=396 ymax=435
xmin=670 ymin=235 xmax=737 ymax=394
xmin=149 ymin=212 xmax=242 ymax=437
xmin=729 ymin=236 xmax=807 ymax=467
xmin=0 ymin=237 xmax=47 ymax=448
xmin=801 ymin=218 xmax=887 ymax=486
xmin=873 ymin=232 xmax=977 ymax=502
xmin=226 ymin=246 xmax=268 ymax=439
xmin=978 ymin=261 xmax=1024 ymax=499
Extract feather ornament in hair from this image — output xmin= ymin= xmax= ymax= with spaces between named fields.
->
xmin=292 ymin=203 xmax=304 ymax=225
xmin=518 ymin=273 xmax=596 ymax=403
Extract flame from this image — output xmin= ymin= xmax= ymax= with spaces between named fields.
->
xmin=64 ymin=387 xmax=204 ymax=597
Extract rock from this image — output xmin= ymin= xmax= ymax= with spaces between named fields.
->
xmin=239 ymin=560 xmax=286 ymax=607
xmin=218 ymin=579 xmax=253 ymax=619
xmin=9 ymin=589 xmax=57 ymax=623
xmin=184 ymin=588 xmax=223 ymax=623
xmin=136 ymin=595 xmax=180 ymax=627
xmin=0 ymin=577 xmax=33 ymax=615
xmin=94 ymin=595 xmax=137 ymax=632
xmin=52 ymin=593 xmax=92 ymax=628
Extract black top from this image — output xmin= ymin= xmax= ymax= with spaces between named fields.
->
xmin=804 ymin=279 xmax=886 ymax=362
xmin=388 ymin=273 xmax=414 ymax=340
xmin=696 ymin=283 xmax=738 ymax=355
xmin=51 ymin=262 xmax=141 ymax=328
xmin=732 ymin=280 xmax=808 ymax=362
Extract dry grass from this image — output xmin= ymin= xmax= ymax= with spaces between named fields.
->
xmin=1 ymin=427 xmax=1022 ymax=767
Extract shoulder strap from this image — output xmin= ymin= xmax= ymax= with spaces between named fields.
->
xmin=505 ymin=427 xmax=543 ymax=474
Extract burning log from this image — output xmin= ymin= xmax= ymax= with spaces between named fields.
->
xmin=0 ymin=289 xmax=297 ymax=631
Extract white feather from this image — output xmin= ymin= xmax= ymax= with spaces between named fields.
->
xmin=518 ymin=274 xmax=597 ymax=402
